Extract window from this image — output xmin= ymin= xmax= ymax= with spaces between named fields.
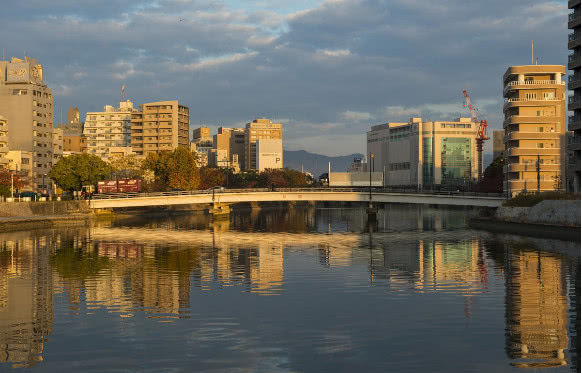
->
xmin=538 ymin=127 xmax=544 ymax=132
xmin=524 ymin=93 xmax=537 ymax=100
xmin=537 ymin=143 xmax=544 ymax=148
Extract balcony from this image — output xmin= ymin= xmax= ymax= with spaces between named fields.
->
xmin=570 ymin=0 xmax=581 ymax=8
xmin=569 ymin=115 xmax=581 ymax=131
xmin=569 ymin=95 xmax=581 ymax=110
xmin=568 ymin=73 xmax=580 ymax=90
xmin=503 ymin=115 xmax=561 ymax=127
xmin=505 ymin=179 xmax=558 ymax=191
xmin=504 ymin=131 xmax=560 ymax=141
xmin=503 ymin=97 xmax=562 ymax=110
xmin=569 ymin=31 xmax=581 ymax=49
xmin=503 ymin=80 xmax=564 ymax=95
xmin=568 ymin=52 xmax=581 ymax=70
xmin=569 ymin=10 xmax=581 ymax=29
xmin=506 ymin=147 xmax=561 ymax=156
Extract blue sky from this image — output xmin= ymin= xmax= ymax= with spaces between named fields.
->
xmin=1 ymin=0 xmax=570 ymax=155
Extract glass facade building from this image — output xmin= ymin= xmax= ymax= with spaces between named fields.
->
xmin=441 ymin=137 xmax=472 ymax=184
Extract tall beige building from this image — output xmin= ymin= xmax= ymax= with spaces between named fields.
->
xmin=244 ymin=119 xmax=282 ymax=171
xmin=51 ymin=127 xmax=63 ymax=167
xmin=131 ymin=101 xmax=189 ymax=156
xmin=0 ymin=57 xmax=54 ymax=192
xmin=56 ymin=106 xmax=83 ymax=136
xmin=367 ymin=117 xmax=478 ymax=188
xmin=0 ymin=116 xmax=9 ymax=168
xmin=502 ymin=65 xmax=566 ymax=196
xmin=84 ymin=100 xmax=135 ymax=159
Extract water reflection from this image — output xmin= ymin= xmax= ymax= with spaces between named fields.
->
xmin=0 ymin=205 xmax=578 ymax=371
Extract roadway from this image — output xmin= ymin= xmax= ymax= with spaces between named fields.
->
xmin=89 ymin=188 xmax=504 ymax=209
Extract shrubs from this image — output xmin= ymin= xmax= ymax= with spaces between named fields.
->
xmin=503 ymin=191 xmax=580 ymax=207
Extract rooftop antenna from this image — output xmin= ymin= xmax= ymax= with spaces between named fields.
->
xmin=122 ymin=83 xmax=126 ymax=102
xmin=531 ymin=40 xmax=534 ymax=65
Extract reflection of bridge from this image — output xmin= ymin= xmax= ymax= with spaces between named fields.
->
xmin=90 ymin=188 xmax=504 ymax=209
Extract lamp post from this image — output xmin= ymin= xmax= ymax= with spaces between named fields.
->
xmin=369 ymin=153 xmax=374 ymax=202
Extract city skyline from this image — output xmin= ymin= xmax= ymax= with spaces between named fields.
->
xmin=0 ymin=0 xmax=570 ymax=156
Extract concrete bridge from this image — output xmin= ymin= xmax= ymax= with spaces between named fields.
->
xmin=89 ymin=188 xmax=504 ymax=209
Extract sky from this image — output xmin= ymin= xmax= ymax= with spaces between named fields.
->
xmin=1 ymin=0 xmax=570 ymax=156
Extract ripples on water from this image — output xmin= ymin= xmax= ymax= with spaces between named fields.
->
xmin=0 ymin=204 xmax=578 ymax=372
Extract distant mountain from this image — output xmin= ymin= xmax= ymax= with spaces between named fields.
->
xmin=284 ymin=150 xmax=364 ymax=177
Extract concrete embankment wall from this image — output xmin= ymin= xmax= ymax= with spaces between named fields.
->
xmin=495 ymin=200 xmax=581 ymax=227
xmin=0 ymin=201 xmax=90 ymax=217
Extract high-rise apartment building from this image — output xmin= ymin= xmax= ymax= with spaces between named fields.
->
xmin=63 ymin=135 xmax=86 ymax=154
xmin=52 ymin=128 xmax=63 ymax=167
xmin=131 ymin=101 xmax=189 ymax=156
xmin=366 ymin=117 xmax=479 ymax=188
xmin=0 ymin=57 xmax=54 ymax=192
xmin=244 ymin=119 xmax=282 ymax=171
xmin=567 ymin=1 xmax=581 ymax=192
xmin=84 ymin=100 xmax=135 ymax=159
xmin=192 ymin=127 xmax=211 ymax=144
xmin=502 ymin=65 xmax=566 ymax=196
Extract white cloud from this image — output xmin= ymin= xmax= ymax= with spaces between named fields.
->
xmin=169 ymin=52 xmax=258 ymax=72
xmin=317 ymin=49 xmax=351 ymax=57
xmin=341 ymin=110 xmax=373 ymax=121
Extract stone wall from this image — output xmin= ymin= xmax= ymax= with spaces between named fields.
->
xmin=0 ymin=201 xmax=89 ymax=217
xmin=495 ymin=200 xmax=581 ymax=227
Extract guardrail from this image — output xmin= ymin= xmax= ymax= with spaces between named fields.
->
xmin=90 ymin=188 xmax=504 ymax=200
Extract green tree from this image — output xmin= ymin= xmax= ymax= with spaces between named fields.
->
xmin=49 ymin=153 xmax=111 ymax=191
xmin=475 ymin=156 xmax=504 ymax=193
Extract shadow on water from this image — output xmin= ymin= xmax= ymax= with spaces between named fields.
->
xmin=0 ymin=204 xmax=578 ymax=371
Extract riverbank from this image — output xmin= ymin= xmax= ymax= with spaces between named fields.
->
xmin=0 ymin=214 xmax=89 ymax=232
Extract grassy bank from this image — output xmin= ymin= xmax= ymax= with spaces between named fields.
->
xmin=503 ymin=192 xmax=580 ymax=207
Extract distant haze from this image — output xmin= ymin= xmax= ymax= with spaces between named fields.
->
xmin=284 ymin=150 xmax=363 ymax=177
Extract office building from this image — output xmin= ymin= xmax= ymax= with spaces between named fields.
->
xmin=568 ymin=1 xmax=581 ymax=192
xmin=131 ymin=101 xmax=189 ymax=156
xmin=502 ymin=65 xmax=566 ymax=196
xmin=256 ymin=139 xmax=283 ymax=171
xmin=244 ymin=119 xmax=282 ymax=171
xmin=0 ymin=57 xmax=54 ymax=192
xmin=366 ymin=117 xmax=479 ymax=188
xmin=493 ymin=130 xmax=505 ymax=161
xmin=192 ymin=127 xmax=211 ymax=144
xmin=211 ymin=127 xmax=244 ymax=171
xmin=84 ymin=100 xmax=135 ymax=159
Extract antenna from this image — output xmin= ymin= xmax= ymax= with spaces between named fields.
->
xmin=122 ymin=83 xmax=125 ymax=102
xmin=531 ymin=40 xmax=534 ymax=65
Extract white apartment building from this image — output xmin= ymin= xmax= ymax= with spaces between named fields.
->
xmin=367 ymin=117 xmax=479 ymax=188
xmin=84 ymin=100 xmax=135 ymax=159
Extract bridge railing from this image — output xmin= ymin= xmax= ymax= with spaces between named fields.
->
xmin=91 ymin=187 xmax=504 ymax=200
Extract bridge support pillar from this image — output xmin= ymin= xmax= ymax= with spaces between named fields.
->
xmin=210 ymin=202 xmax=231 ymax=218
xmin=366 ymin=201 xmax=378 ymax=224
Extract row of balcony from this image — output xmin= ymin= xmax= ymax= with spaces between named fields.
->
xmin=503 ymin=115 xmax=561 ymax=127
xmin=504 ymin=179 xmax=559 ymax=190
xmin=504 ymin=147 xmax=561 ymax=156
xmin=503 ymin=163 xmax=561 ymax=172
xmin=569 ymin=0 xmax=580 ymax=8
xmin=569 ymin=95 xmax=581 ymax=110
xmin=569 ymin=115 xmax=581 ymax=130
xmin=503 ymin=131 xmax=561 ymax=142
xmin=503 ymin=97 xmax=562 ymax=110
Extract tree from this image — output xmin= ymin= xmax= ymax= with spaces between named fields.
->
xmin=109 ymin=154 xmax=144 ymax=179
xmin=475 ymin=156 xmax=504 ymax=193
xmin=0 ymin=169 xmax=24 ymax=197
xmin=199 ymin=167 xmax=226 ymax=189
xmin=49 ymin=153 xmax=111 ymax=191
xmin=143 ymin=147 xmax=200 ymax=191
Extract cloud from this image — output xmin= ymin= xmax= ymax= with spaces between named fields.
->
xmin=341 ymin=110 xmax=373 ymax=121
xmin=169 ymin=52 xmax=258 ymax=72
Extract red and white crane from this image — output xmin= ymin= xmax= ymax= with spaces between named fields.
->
xmin=462 ymin=90 xmax=489 ymax=181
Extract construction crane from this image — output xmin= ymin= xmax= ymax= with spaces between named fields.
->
xmin=462 ymin=90 xmax=489 ymax=182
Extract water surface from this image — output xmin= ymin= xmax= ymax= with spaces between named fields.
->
xmin=0 ymin=204 xmax=579 ymax=372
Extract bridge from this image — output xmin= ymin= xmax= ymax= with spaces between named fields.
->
xmin=89 ymin=188 xmax=504 ymax=209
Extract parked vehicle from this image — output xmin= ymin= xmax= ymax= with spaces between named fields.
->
xmin=97 ymin=179 xmax=142 ymax=194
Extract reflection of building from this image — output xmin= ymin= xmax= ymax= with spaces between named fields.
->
xmin=0 ymin=233 xmax=53 ymax=368
xmin=0 ymin=56 xmax=54 ymax=192
xmin=366 ymin=117 xmax=479 ymax=187
xmin=502 ymin=65 xmax=566 ymax=196
xmin=504 ymin=249 xmax=568 ymax=368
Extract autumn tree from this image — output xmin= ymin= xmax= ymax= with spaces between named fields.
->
xmin=199 ymin=167 xmax=226 ymax=189
xmin=49 ymin=153 xmax=111 ymax=191
xmin=0 ymin=169 xmax=24 ymax=197
xmin=143 ymin=147 xmax=200 ymax=191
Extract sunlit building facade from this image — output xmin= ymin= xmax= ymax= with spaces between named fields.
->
xmin=84 ymin=100 xmax=135 ymax=159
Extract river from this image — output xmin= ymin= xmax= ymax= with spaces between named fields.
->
xmin=0 ymin=204 xmax=579 ymax=372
